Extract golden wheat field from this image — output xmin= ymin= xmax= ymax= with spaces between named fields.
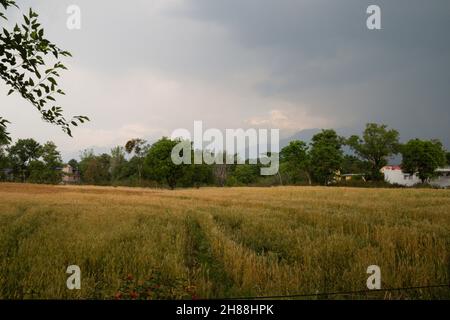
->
xmin=0 ymin=183 xmax=449 ymax=300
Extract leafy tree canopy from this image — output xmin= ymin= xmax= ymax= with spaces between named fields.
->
xmin=309 ymin=129 xmax=343 ymax=185
xmin=28 ymin=141 xmax=63 ymax=184
xmin=280 ymin=140 xmax=311 ymax=185
xmin=347 ymin=123 xmax=400 ymax=181
xmin=341 ymin=155 xmax=370 ymax=175
xmin=144 ymin=137 xmax=185 ymax=189
xmin=401 ymin=139 xmax=446 ymax=183
xmin=125 ymin=138 xmax=149 ymax=184
xmin=7 ymin=138 xmax=41 ymax=181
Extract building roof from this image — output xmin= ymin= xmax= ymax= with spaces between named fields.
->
xmin=382 ymin=166 xmax=450 ymax=173
xmin=382 ymin=165 xmax=402 ymax=171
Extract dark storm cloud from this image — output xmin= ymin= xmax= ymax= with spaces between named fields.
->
xmin=3 ymin=0 xmax=449 ymax=159
xmin=182 ymin=0 xmax=450 ymax=144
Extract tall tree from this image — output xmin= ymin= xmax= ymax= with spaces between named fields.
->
xmin=280 ymin=140 xmax=311 ymax=185
xmin=39 ymin=141 xmax=63 ymax=183
xmin=78 ymin=149 xmax=95 ymax=175
xmin=110 ymin=146 xmax=127 ymax=182
xmin=446 ymin=152 xmax=450 ymax=166
xmin=191 ymin=162 xmax=214 ymax=188
xmin=341 ymin=155 xmax=370 ymax=175
xmin=212 ymin=152 xmax=236 ymax=187
xmin=0 ymin=134 xmax=9 ymax=177
xmin=347 ymin=123 xmax=400 ymax=181
xmin=125 ymin=138 xmax=149 ymax=185
xmin=8 ymin=138 xmax=42 ymax=181
xmin=0 ymin=0 xmax=88 ymax=142
xmin=309 ymin=129 xmax=343 ymax=185
xmin=232 ymin=164 xmax=259 ymax=185
xmin=79 ymin=152 xmax=111 ymax=185
xmin=144 ymin=137 xmax=184 ymax=189
xmin=178 ymin=154 xmax=214 ymax=188
xmin=0 ymin=119 xmax=10 ymax=144
xmin=401 ymin=139 xmax=447 ymax=184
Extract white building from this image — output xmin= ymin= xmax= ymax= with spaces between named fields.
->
xmin=381 ymin=166 xmax=421 ymax=186
xmin=381 ymin=166 xmax=450 ymax=188
xmin=432 ymin=168 xmax=450 ymax=188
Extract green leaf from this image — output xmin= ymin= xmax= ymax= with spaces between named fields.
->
xmin=48 ymin=77 xmax=57 ymax=86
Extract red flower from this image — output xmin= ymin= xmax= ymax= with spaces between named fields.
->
xmin=114 ymin=293 xmax=122 ymax=300
xmin=126 ymin=274 xmax=133 ymax=281
xmin=130 ymin=291 xmax=139 ymax=299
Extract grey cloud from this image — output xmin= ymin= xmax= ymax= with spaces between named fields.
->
xmin=181 ymin=0 xmax=450 ymax=144
xmin=3 ymin=0 xmax=450 ymax=161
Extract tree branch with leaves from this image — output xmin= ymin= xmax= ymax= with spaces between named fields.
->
xmin=0 ymin=0 xmax=89 ymax=142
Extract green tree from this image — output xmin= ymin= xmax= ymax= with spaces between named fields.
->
xmin=83 ymin=156 xmax=111 ymax=185
xmin=232 ymin=164 xmax=259 ymax=185
xmin=144 ymin=137 xmax=184 ymax=189
xmin=40 ymin=141 xmax=63 ymax=183
xmin=309 ymin=129 xmax=343 ymax=185
xmin=347 ymin=123 xmax=400 ymax=181
xmin=8 ymin=138 xmax=41 ymax=181
xmin=280 ymin=140 xmax=311 ymax=185
xmin=29 ymin=141 xmax=63 ymax=184
xmin=0 ymin=132 xmax=8 ymax=157
xmin=110 ymin=146 xmax=127 ymax=182
xmin=191 ymin=162 xmax=214 ymax=188
xmin=178 ymin=149 xmax=214 ymax=188
xmin=0 ymin=135 xmax=9 ymax=179
xmin=27 ymin=159 xmax=45 ymax=183
xmin=0 ymin=0 xmax=88 ymax=142
xmin=78 ymin=149 xmax=111 ymax=185
xmin=125 ymin=138 xmax=149 ymax=185
xmin=446 ymin=152 xmax=450 ymax=166
xmin=121 ymin=156 xmax=143 ymax=184
xmin=179 ymin=162 xmax=214 ymax=188
xmin=401 ymin=139 xmax=447 ymax=184
xmin=212 ymin=152 xmax=236 ymax=187
xmin=341 ymin=155 xmax=370 ymax=175
xmin=0 ymin=119 xmax=10 ymax=144
xmin=78 ymin=149 xmax=95 ymax=178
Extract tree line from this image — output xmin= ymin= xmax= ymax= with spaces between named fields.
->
xmin=281 ymin=123 xmax=449 ymax=185
xmin=1 ymin=123 xmax=449 ymax=188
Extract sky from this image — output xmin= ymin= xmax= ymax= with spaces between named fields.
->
xmin=1 ymin=0 xmax=449 ymax=161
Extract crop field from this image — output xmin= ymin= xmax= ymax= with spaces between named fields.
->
xmin=0 ymin=183 xmax=449 ymax=300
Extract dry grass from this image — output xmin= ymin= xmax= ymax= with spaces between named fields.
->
xmin=0 ymin=183 xmax=449 ymax=299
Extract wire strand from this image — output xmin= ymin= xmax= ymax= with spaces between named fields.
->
xmin=222 ymin=284 xmax=450 ymax=300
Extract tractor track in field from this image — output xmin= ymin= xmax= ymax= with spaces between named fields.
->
xmin=183 ymin=214 xmax=235 ymax=298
